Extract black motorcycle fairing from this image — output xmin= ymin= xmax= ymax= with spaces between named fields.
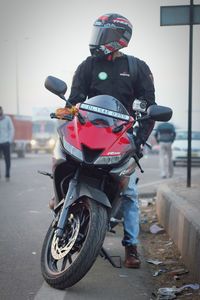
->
xmin=55 ymin=171 xmax=112 ymax=238
xmin=64 ymin=181 xmax=112 ymax=209
xmin=53 ymin=160 xmax=77 ymax=204
xmin=53 ymin=157 xmax=115 ymax=209
xmin=110 ymin=157 xmax=136 ymax=177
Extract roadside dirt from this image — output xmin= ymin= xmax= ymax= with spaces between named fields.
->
xmin=139 ymin=197 xmax=200 ymax=300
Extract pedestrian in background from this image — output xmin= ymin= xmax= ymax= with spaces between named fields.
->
xmin=154 ymin=122 xmax=176 ymax=179
xmin=0 ymin=106 xmax=15 ymax=181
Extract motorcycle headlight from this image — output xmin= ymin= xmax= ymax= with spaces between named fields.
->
xmin=31 ymin=139 xmax=37 ymax=146
xmin=48 ymin=138 xmax=56 ymax=146
xmin=62 ymin=139 xmax=83 ymax=161
xmin=94 ymin=155 xmax=122 ymax=165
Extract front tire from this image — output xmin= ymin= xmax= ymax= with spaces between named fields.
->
xmin=41 ymin=197 xmax=108 ymax=289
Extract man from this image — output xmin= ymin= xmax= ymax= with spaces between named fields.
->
xmin=154 ymin=122 xmax=176 ymax=178
xmin=67 ymin=13 xmax=156 ymax=268
xmin=0 ymin=106 xmax=15 ymax=180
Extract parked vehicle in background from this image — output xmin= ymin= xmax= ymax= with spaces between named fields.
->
xmin=31 ymin=107 xmax=58 ymax=153
xmin=172 ymin=130 xmax=200 ymax=165
xmin=31 ymin=120 xmax=58 ymax=153
xmin=9 ymin=114 xmax=32 ymax=158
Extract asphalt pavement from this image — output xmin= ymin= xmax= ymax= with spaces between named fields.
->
xmin=0 ymin=152 xmax=199 ymax=300
xmin=0 ymin=154 xmax=53 ymax=300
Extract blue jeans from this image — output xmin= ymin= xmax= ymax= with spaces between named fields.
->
xmin=0 ymin=142 xmax=11 ymax=178
xmin=121 ymin=172 xmax=140 ymax=246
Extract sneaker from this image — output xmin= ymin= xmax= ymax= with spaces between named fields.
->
xmin=124 ymin=245 xmax=141 ymax=268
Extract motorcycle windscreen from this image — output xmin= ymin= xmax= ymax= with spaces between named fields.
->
xmin=84 ymin=95 xmax=129 ymax=115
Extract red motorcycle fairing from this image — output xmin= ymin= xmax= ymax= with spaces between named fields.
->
xmin=60 ymin=114 xmax=133 ymax=159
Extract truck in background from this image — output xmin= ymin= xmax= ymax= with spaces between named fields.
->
xmin=31 ymin=107 xmax=58 ymax=153
xmin=9 ymin=114 xmax=32 ymax=158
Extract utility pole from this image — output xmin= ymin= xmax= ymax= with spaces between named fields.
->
xmin=160 ymin=0 xmax=200 ymax=187
xmin=15 ymin=41 xmax=20 ymax=115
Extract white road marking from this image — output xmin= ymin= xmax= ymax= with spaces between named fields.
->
xmin=34 ymin=282 xmax=65 ymax=300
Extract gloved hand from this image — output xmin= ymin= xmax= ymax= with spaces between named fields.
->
xmin=55 ymin=106 xmax=78 ymax=119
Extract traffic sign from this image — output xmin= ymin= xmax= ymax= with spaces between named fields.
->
xmin=161 ymin=5 xmax=200 ymax=26
xmin=160 ymin=1 xmax=200 ymax=187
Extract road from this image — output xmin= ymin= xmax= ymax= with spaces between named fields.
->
xmin=0 ymin=153 xmax=198 ymax=300
xmin=0 ymin=153 xmax=53 ymax=300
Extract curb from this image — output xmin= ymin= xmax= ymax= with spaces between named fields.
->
xmin=139 ymin=192 xmax=156 ymax=199
xmin=156 ymin=184 xmax=200 ymax=282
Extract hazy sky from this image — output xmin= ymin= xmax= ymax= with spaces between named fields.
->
xmin=0 ymin=0 xmax=199 ymax=130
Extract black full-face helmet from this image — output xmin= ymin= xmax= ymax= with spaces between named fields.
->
xmin=89 ymin=13 xmax=132 ymax=57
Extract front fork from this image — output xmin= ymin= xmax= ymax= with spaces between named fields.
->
xmin=55 ymin=168 xmax=80 ymax=238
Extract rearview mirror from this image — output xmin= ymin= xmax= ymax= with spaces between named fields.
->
xmin=44 ymin=76 xmax=67 ymax=100
xmin=147 ymin=105 xmax=172 ymax=122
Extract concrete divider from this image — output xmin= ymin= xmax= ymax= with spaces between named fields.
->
xmin=156 ymin=184 xmax=200 ymax=282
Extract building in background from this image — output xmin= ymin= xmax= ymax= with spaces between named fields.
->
xmin=9 ymin=114 xmax=32 ymax=158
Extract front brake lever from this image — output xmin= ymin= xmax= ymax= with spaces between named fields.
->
xmin=38 ymin=170 xmax=53 ymax=178
xmin=133 ymin=154 xmax=144 ymax=173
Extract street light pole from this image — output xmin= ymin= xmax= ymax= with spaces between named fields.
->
xmin=15 ymin=40 xmax=20 ymax=115
xmin=187 ymin=0 xmax=193 ymax=187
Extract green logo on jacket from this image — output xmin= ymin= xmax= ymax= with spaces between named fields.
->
xmin=98 ymin=72 xmax=108 ymax=80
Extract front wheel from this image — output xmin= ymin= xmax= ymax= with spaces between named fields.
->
xmin=41 ymin=197 xmax=108 ymax=289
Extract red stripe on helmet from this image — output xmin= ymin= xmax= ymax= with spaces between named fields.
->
xmin=113 ymin=18 xmax=132 ymax=28
xmin=119 ymin=39 xmax=128 ymax=46
xmin=99 ymin=15 xmax=109 ymax=21
xmin=106 ymin=44 xmax=115 ymax=51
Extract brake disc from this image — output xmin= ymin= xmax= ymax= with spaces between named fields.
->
xmin=51 ymin=216 xmax=80 ymax=260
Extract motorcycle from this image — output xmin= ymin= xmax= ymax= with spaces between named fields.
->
xmin=40 ymin=76 xmax=172 ymax=289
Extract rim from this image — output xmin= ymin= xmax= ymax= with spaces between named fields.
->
xmin=45 ymin=201 xmax=90 ymax=274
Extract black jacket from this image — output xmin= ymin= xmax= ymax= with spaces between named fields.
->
xmin=68 ymin=54 xmax=156 ymax=143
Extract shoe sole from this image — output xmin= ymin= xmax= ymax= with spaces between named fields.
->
xmin=124 ymin=262 xmax=141 ymax=268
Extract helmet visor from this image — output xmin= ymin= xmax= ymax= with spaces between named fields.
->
xmin=90 ymin=26 xmax=124 ymax=46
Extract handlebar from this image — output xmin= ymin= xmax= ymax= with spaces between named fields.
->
xmin=50 ymin=109 xmax=85 ymax=124
xmin=50 ymin=113 xmax=56 ymax=119
xmin=50 ymin=112 xmax=74 ymax=121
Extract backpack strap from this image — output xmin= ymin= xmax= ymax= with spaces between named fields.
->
xmin=126 ymin=55 xmax=138 ymax=85
xmin=84 ymin=55 xmax=138 ymax=90
xmin=84 ymin=56 xmax=94 ymax=93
